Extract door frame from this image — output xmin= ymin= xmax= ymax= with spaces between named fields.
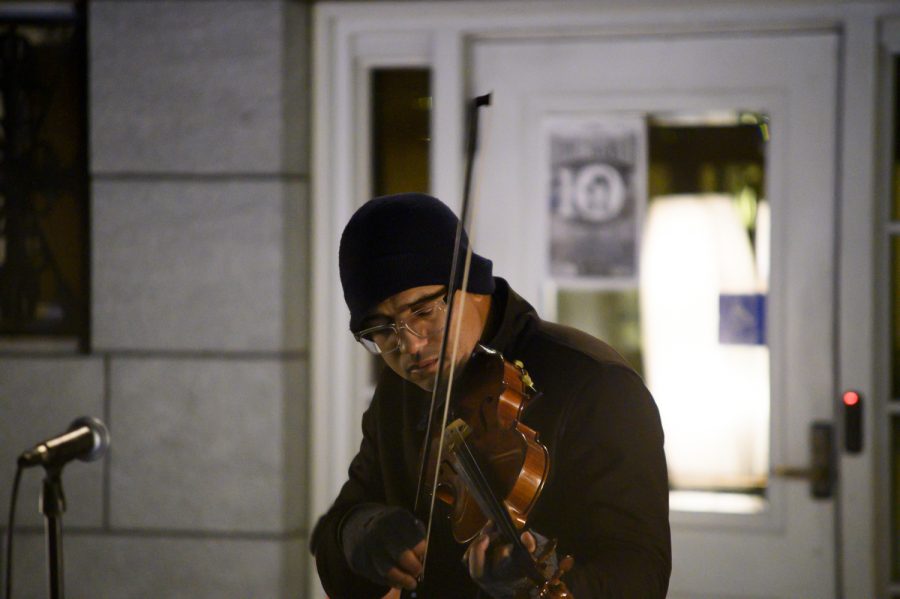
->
xmin=874 ymin=17 xmax=900 ymax=599
xmin=310 ymin=3 xmax=897 ymax=597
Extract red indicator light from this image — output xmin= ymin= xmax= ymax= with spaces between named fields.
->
xmin=843 ymin=391 xmax=860 ymax=407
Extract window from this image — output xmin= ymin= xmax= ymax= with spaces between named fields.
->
xmin=0 ymin=3 xmax=89 ymax=348
xmin=554 ymin=112 xmax=770 ymax=512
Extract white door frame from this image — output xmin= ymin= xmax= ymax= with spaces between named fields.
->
xmin=874 ymin=17 xmax=900 ymax=598
xmin=310 ymin=3 xmax=898 ymax=597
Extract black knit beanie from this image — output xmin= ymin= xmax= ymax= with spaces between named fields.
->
xmin=339 ymin=193 xmax=495 ymax=332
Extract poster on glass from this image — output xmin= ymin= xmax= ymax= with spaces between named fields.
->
xmin=545 ymin=115 xmax=647 ymax=287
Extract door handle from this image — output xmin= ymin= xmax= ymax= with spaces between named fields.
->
xmin=771 ymin=421 xmax=833 ymax=499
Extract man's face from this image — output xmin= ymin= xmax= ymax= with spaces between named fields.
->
xmin=361 ymin=284 xmax=489 ymax=391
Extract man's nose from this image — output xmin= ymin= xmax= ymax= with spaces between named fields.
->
xmin=398 ymin=326 xmax=428 ymax=354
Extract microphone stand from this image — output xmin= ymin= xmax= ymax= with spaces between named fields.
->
xmin=39 ymin=465 xmax=66 ymax=599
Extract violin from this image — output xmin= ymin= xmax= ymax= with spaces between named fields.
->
xmin=430 ymin=345 xmax=547 ymax=543
xmin=427 ymin=346 xmax=574 ymax=598
xmin=407 ymin=94 xmax=575 ymax=598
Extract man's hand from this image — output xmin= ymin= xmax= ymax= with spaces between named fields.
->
xmin=464 ymin=522 xmax=557 ymax=599
xmin=340 ymin=504 xmax=426 ymax=590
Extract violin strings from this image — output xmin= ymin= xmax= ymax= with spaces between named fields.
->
xmin=454 ymin=433 xmax=544 ymax=581
xmin=456 ymin=436 xmax=510 ymax=531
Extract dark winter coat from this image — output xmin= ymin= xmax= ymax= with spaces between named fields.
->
xmin=311 ymin=278 xmax=671 ymax=598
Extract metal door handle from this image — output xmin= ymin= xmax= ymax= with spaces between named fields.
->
xmin=771 ymin=421 xmax=833 ymax=499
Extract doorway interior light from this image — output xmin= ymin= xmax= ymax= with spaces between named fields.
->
xmin=640 ymin=194 xmax=770 ymax=511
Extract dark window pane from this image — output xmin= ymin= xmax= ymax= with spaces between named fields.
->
xmin=370 ymin=69 xmax=431 ymax=196
xmin=893 ymin=56 xmax=900 ymax=220
xmin=0 ymin=8 xmax=88 ymax=345
xmin=648 ymin=118 xmax=766 ymax=198
xmin=893 ymin=236 xmax=900 ymax=399
xmin=893 ymin=415 xmax=900 ymax=581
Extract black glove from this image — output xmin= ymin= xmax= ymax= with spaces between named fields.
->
xmin=339 ymin=503 xmax=426 ymax=586
xmin=472 ymin=528 xmax=558 ymax=599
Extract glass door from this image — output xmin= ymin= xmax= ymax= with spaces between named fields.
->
xmin=472 ymin=31 xmax=838 ymax=598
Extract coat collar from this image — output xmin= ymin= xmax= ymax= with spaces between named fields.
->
xmin=481 ymin=277 xmax=539 ymax=357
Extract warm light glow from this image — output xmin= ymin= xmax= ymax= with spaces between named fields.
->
xmin=640 ymin=195 xmax=769 ymax=500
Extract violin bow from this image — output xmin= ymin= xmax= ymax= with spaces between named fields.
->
xmin=411 ymin=93 xmax=492 ymax=586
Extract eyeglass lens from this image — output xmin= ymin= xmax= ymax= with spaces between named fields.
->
xmin=359 ymin=299 xmax=446 ymax=354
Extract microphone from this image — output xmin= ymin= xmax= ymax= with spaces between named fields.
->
xmin=18 ymin=416 xmax=110 ymax=469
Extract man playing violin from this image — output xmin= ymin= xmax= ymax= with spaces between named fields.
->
xmin=310 ymin=193 xmax=671 ymax=598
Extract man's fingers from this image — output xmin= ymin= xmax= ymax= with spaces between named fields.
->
xmin=396 ymin=547 xmax=424 ymax=580
xmin=521 ymin=530 xmax=537 ymax=554
xmin=385 ymin=565 xmax=418 ymax=591
xmin=381 ymin=543 xmax=425 ymax=591
xmin=412 ymin=538 xmax=427 ymax=562
xmin=467 ymin=529 xmax=492 ymax=579
xmin=467 ymin=527 xmax=543 ymax=585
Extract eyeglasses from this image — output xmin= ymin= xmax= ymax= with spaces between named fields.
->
xmin=354 ymin=296 xmax=448 ymax=355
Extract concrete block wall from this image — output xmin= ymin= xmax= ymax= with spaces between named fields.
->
xmin=1 ymin=1 xmax=310 ymax=597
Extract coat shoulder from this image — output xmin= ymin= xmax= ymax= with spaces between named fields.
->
xmin=529 ymin=318 xmax=634 ymax=372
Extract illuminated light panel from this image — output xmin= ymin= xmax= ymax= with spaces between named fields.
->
xmin=640 ymin=194 xmax=770 ymax=502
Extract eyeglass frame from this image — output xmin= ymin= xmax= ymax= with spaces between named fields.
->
xmin=353 ymin=289 xmax=449 ymax=355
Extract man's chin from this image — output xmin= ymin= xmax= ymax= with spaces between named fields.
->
xmin=406 ymin=371 xmax=435 ymax=392
xmin=414 ymin=380 xmax=434 ymax=392
xmin=402 ymin=354 xmax=469 ymax=391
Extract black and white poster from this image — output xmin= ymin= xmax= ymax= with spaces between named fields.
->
xmin=545 ymin=116 xmax=647 ymax=283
